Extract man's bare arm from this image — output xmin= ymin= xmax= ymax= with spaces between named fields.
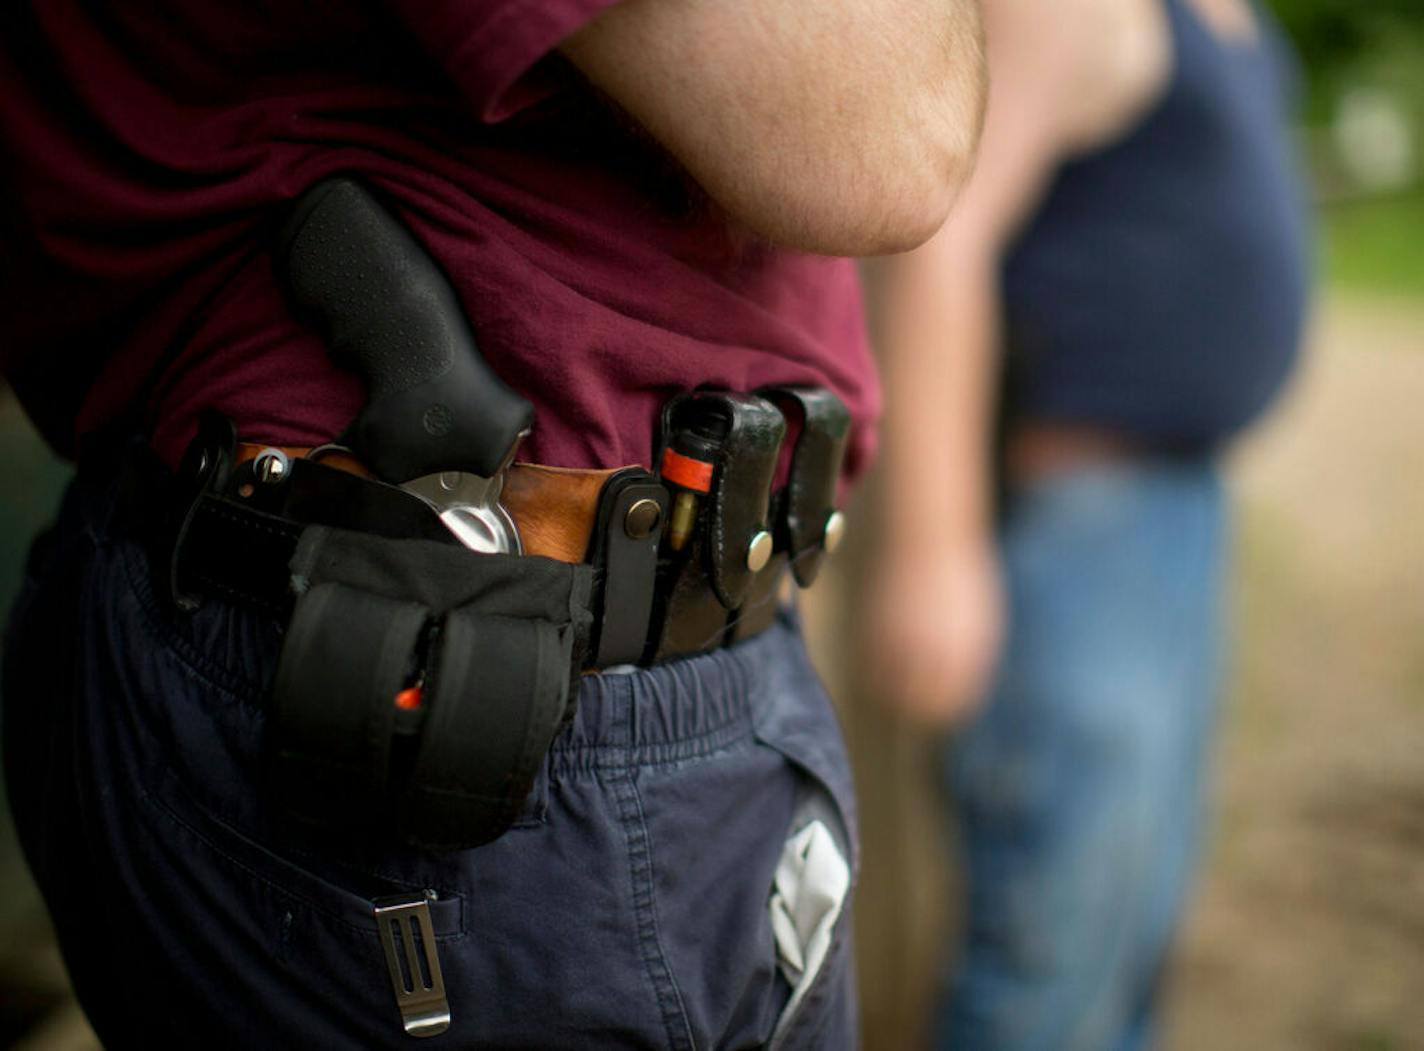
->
xmin=562 ymin=0 xmax=985 ymax=257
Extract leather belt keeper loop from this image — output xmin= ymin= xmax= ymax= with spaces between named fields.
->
xmin=759 ymin=386 xmax=851 ymax=588
xmin=585 ymin=468 xmax=669 ymax=668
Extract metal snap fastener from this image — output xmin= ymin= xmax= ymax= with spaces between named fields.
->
xmin=823 ymin=509 xmax=847 ymax=554
xmin=746 ymin=530 xmax=774 ymax=572
xmin=252 ymin=447 xmax=290 ymax=485
xmin=624 ymin=498 xmax=662 ymax=540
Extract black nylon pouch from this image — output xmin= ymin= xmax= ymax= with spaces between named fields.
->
xmin=270 ymin=583 xmax=427 ymax=835
xmin=401 ymin=609 xmax=572 ymax=849
xmin=269 ymin=524 xmax=594 ymax=850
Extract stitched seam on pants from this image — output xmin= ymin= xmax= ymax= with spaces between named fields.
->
xmin=612 ymin=712 xmax=695 ymax=1050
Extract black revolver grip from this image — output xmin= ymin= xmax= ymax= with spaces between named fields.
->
xmin=275 ymin=177 xmax=533 ymax=483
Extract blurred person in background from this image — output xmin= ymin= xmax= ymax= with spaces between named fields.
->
xmin=865 ymin=0 xmax=1310 ymax=1047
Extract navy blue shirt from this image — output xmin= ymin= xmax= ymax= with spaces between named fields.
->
xmin=1001 ymin=0 xmax=1312 ymax=448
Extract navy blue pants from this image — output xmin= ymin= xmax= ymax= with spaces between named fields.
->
xmin=3 ymin=467 xmax=858 ymax=1049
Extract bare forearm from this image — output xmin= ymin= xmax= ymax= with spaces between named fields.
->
xmin=871 ymin=233 xmax=998 ymax=550
xmin=862 ymin=216 xmax=1005 ymax=723
xmin=563 ymin=0 xmax=986 ymax=256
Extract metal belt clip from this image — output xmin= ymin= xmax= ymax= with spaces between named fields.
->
xmin=374 ymin=893 xmax=451 ymax=1038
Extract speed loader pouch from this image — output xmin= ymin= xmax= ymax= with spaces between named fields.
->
xmin=271 ymin=526 xmax=593 ymax=851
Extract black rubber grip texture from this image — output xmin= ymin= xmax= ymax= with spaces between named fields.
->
xmin=275 ymin=177 xmax=533 ymax=483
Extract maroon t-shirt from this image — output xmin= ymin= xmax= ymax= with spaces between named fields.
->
xmin=0 ymin=0 xmax=878 ymax=476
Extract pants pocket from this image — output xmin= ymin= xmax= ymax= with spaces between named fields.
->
xmin=137 ymin=762 xmax=468 ymax=1047
xmin=752 ymin=676 xmax=858 ymax=1050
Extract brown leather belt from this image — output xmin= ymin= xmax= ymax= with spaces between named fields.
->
xmin=236 ymin=442 xmax=618 ymax=564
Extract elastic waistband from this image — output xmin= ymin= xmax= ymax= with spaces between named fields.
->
xmin=549 ymin=611 xmax=798 ymax=773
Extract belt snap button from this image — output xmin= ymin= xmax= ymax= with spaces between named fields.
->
xmin=624 ymin=498 xmax=662 ymax=540
xmin=746 ymin=530 xmax=774 ymax=572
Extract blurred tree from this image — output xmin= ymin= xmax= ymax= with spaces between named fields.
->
xmin=1270 ymin=0 xmax=1420 ymax=68
xmin=1268 ymin=0 xmax=1424 ymax=119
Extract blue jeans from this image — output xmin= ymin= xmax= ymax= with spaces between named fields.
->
xmin=937 ymin=459 xmax=1227 ymax=1051
xmin=3 ymin=464 xmax=858 ymax=1049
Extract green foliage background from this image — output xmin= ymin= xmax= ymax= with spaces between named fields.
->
xmin=1269 ymin=0 xmax=1423 ymax=113
xmin=1267 ymin=0 xmax=1424 ymax=298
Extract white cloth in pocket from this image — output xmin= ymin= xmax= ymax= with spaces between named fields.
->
xmin=768 ymin=818 xmax=851 ymax=1041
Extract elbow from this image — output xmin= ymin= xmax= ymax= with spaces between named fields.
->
xmin=717 ymin=114 xmax=981 ymax=257
xmin=853 ymin=60 xmax=990 ymax=255
xmin=819 ymin=166 xmax=971 ymax=258
xmin=856 ymin=132 xmax=981 ymax=256
xmin=735 ymin=178 xmax=964 ymax=258
xmin=563 ymin=0 xmax=986 ymax=257
xmin=724 ymin=70 xmax=986 ymax=256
